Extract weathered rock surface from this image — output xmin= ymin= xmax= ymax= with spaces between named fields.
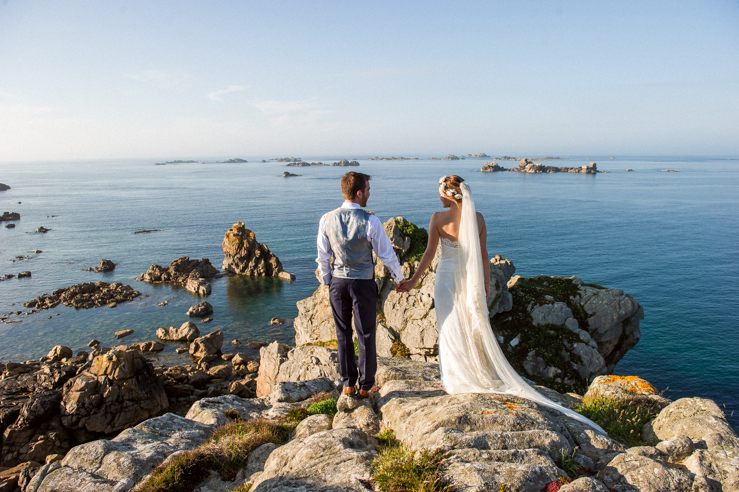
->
xmin=189 ymin=330 xmax=224 ymax=359
xmin=45 ymin=346 xmax=73 ymax=363
xmin=24 ymin=282 xmax=141 ymax=311
xmin=60 ymin=350 xmax=168 ymax=434
xmin=185 ymin=394 xmax=270 ymax=427
xmin=139 ymin=257 xmax=217 ymax=296
xmin=129 ymin=341 xmax=165 ymax=353
xmin=598 ymin=453 xmax=694 ymax=491
xmin=653 ymin=397 xmax=739 ymax=446
xmin=481 ymin=159 xmax=599 ymax=174
xmin=156 ymin=321 xmax=200 ymax=342
xmin=222 ymin=222 xmax=290 ymax=277
xmin=293 ymin=414 xmax=332 ymax=440
xmin=256 ymin=344 xmax=340 ymax=397
xmin=186 ymin=301 xmax=213 ymax=317
xmin=268 ymin=377 xmax=335 ymax=404
xmin=249 ymin=428 xmax=376 ymax=491
xmin=30 ymin=413 xmax=211 ymax=492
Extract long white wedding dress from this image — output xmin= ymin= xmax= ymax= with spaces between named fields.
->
xmin=435 ymin=182 xmax=605 ymax=432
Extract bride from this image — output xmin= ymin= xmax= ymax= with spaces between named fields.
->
xmin=397 ymin=175 xmax=604 ymax=432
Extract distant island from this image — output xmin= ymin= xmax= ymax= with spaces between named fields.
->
xmin=216 ymin=158 xmax=248 ymax=163
xmin=285 ymin=159 xmax=359 ymax=167
xmin=467 ymin=153 xmax=490 ymax=158
xmin=155 ymin=160 xmax=197 ymax=165
xmin=481 ymin=159 xmax=598 ymax=174
xmin=493 ymin=156 xmax=563 ymax=161
xmin=368 ymin=156 xmax=420 ymax=160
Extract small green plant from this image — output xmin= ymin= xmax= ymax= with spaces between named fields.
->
xmin=376 ymin=429 xmax=401 ymax=449
xmin=308 ymin=398 xmax=337 ymax=416
xmin=396 ymin=218 xmax=429 ymax=262
xmin=575 ymin=395 xmax=663 ymax=447
xmin=557 ymin=449 xmax=582 ymax=479
xmin=354 ymin=339 xmax=360 ymax=358
xmin=391 ymin=339 xmax=411 ymax=358
xmin=372 ymin=442 xmax=451 ymax=492
xmin=287 ymin=407 xmax=310 ymax=423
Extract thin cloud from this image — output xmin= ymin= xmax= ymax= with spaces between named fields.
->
xmin=207 ymin=85 xmax=248 ymax=102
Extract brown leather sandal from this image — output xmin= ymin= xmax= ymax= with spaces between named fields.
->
xmin=343 ymin=385 xmax=357 ymax=395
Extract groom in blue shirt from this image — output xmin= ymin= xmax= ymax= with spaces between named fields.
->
xmin=316 ymin=172 xmax=404 ymax=397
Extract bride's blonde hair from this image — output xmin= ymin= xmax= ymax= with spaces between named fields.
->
xmin=439 ymin=175 xmax=465 ymax=201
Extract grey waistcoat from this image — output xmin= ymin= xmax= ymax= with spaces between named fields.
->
xmin=325 ymin=207 xmax=375 ymax=280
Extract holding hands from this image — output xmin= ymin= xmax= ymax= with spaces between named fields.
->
xmin=396 ymin=279 xmax=415 ymax=293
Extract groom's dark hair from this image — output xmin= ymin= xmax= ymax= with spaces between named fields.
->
xmin=341 ymin=172 xmax=371 ymax=200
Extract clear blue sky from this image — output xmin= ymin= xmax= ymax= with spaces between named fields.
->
xmin=1 ymin=1 xmax=738 ymax=161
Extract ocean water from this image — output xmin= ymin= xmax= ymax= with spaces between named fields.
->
xmin=1 ymin=156 xmax=737 ymax=428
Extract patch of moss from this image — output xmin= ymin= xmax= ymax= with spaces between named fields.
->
xmin=396 ymin=218 xmax=428 ymax=263
xmin=584 ymin=282 xmax=605 ymax=289
xmin=308 ymin=398 xmax=337 ymax=416
xmin=391 ymin=339 xmax=411 ymax=358
xmin=137 ymin=418 xmax=292 ymax=492
xmin=372 ymin=430 xmax=451 ymax=492
xmin=490 ymin=276 xmax=591 ymax=393
xmin=575 ymin=394 xmax=663 ymax=447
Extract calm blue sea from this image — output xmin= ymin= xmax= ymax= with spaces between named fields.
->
xmin=1 ymin=156 xmax=737 ymax=428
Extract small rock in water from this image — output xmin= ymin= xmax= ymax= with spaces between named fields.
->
xmin=175 ymin=347 xmax=188 ymax=354
xmin=115 ymin=329 xmax=134 ymax=339
xmin=269 ymin=317 xmax=284 ymax=325
xmin=107 ymin=302 xmax=117 ymax=308
xmin=36 ymin=226 xmax=49 ymax=233
xmin=202 ymin=317 xmax=213 ymax=323
xmin=130 ymin=341 xmax=165 ymax=353
xmin=91 ymin=259 xmax=116 ymax=273
xmin=5 ymin=223 xmax=15 ymax=228
xmin=231 ymin=338 xmax=241 ymax=345
xmin=32 ymin=250 xmax=42 ymax=253
xmin=186 ymin=301 xmax=213 ymax=317
xmin=88 ymin=339 xmax=100 ymax=347
xmin=17 ymin=271 xmax=31 ymax=278
xmin=156 ymin=300 xmax=168 ymax=306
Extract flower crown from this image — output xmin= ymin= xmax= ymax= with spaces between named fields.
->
xmin=439 ymin=176 xmax=463 ymax=201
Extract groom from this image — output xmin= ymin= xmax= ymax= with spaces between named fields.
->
xmin=316 ymin=172 xmax=404 ymax=397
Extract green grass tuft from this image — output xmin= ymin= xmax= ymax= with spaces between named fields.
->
xmin=286 ymin=407 xmax=310 ymax=423
xmin=372 ymin=438 xmax=451 ymax=492
xmin=137 ymin=419 xmax=292 ymax=492
xmin=575 ymin=394 xmax=663 ymax=447
xmin=308 ymin=398 xmax=337 ymax=417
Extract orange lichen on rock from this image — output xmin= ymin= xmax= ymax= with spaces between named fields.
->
xmin=600 ymin=375 xmax=658 ymax=395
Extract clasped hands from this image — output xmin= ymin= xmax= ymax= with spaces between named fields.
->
xmin=395 ymin=279 xmax=415 ymax=293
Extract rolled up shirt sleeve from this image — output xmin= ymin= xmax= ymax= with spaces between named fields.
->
xmin=368 ymin=215 xmax=404 ymax=282
xmin=316 ymin=214 xmax=333 ymax=285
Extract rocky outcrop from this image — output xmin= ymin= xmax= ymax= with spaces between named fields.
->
xmin=186 ymin=301 xmax=213 ymax=317
xmin=331 ymin=159 xmax=360 ymax=166
xmin=156 ymin=321 xmax=200 ymax=342
xmin=0 ymin=211 xmax=20 ymax=221
xmin=23 ymin=282 xmax=141 ymax=311
xmin=60 ymin=350 xmax=168 ymax=434
xmin=256 ymin=343 xmax=340 ymax=397
xmin=85 ymin=259 xmax=115 ymax=273
xmin=282 ymin=171 xmax=300 ymax=177
xmin=443 ymin=154 xmax=460 ymax=160
xmin=480 ymin=159 xmax=599 ymax=174
xmin=0 ymin=183 xmax=10 ymax=191
xmin=222 ymin=222 xmax=293 ymax=280
xmin=28 ymin=413 xmax=211 ymax=492
xmin=189 ymin=330 xmax=224 ymax=360
xmin=138 ymin=256 xmax=218 ymax=295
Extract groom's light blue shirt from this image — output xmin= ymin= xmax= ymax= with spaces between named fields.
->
xmin=316 ymin=202 xmax=403 ymax=285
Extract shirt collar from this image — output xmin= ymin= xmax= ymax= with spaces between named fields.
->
xmin=341 ymin=201 xmax=361 ymax=209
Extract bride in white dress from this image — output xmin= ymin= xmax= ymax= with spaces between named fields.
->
xmin=397 ymin=175 xmax=604 ymax=432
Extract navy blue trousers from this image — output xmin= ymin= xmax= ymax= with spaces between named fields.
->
xmin=328 ymin=277 xmax=378 ymax=391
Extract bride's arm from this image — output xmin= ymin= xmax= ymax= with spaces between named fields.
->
xmin=400 ymin=214 xmax=440 ymax=291
xmin=478 ymin=213 xmax=491 ymax=298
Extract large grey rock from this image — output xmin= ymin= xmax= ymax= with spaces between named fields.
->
xmin=185 ymin=395 xmax=270 ymax=427
xmin=294 ymin=286 xmax=335 ymax=346
xmin=244 ymin=442 xmax=278 ymax=483
xmin=60 ymin=350 xmax=168 ymax=434
xmin=441 ymin=448 xmax=562 ymax=492
xmin=685 ymin=448 xmax=739 ymax=492
xmin=488 ymin=255 xmax=515 ymax=314
xmin=257 ymin=344 xmax=340 ymax=398
xmin=584 ymin=375 xmax=668 ymax=406
xmin=250 ymin=428 xmax=376 ymax=491
xmin=578 ymin=285 xmax=643 ymax=372
xmin=156 ymin=321 xmax=200 ymax=342
xmin=185 ymin=271 xmax=212 ymax=295
xmin=597 ymin=453 xmax=695 ymax=491
xmin=293 ymin=414 xmax=332 ymax=440
xmin=656 ymin=434 xmax=695 ymax=461
xmin=222 ymin=222 xmax=286 ymax=277
xmin=46 ymin=346 xmax=73 ymax=363
xmin=255 ymin=341 xmax=290 ymax=397
xmin=186 ymin=301 xmax=213 ymax=317
xmin=375 ymin=356 xmax=440 ymax=386
xmin=332 ymin=398 xmax=380 ymax=436
xmin=268 ymin=377 xmax=335 ymax=404
xmin=32 ymin=413 xmax=211 ymax=492
xmin=376 ymin=322 xmax=397 ymax=358
xmin=559 ymin=477 xmax=610 ymax=492
xmin=653 ymin=397 xmax=738 ymax=445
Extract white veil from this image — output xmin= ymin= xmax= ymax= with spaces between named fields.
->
xmin=453 ymin=182 xmax=605 ymax=433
